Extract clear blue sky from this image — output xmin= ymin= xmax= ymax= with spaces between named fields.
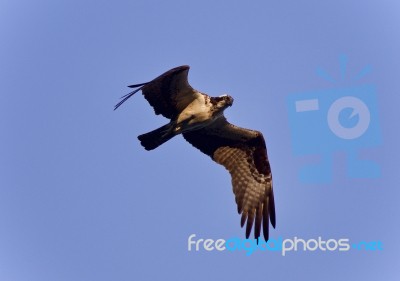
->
xmin=1 ymin=1 xmax=399 ymax=280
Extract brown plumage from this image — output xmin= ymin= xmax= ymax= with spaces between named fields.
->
xmin=115 ymin=65 xmax=276 ymax=242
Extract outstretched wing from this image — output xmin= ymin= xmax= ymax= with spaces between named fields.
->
xmin=183 ymin=117 xmax=276 ymax=241
xmin=115 ymin=65 xmax=201 ymax=119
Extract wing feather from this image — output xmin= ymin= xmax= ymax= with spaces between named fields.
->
xmin=183 ymin=117 xmax=275 ymax=241
xmin=263 ymin=197 xmax=270 ymax=241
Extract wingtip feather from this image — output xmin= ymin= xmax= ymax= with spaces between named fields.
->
xmin=269 ymin=189 xmax=276 ymax=229
xmin=263 ymin=197 xmax=270 ymax=242
xmin=127 ymin=82 xmax=148 ymax=88
xmin=240 ymin=212 xmax=247 ymax=228
xmin=114 ymin=86 xmax=144 ymax=110
xmin=254 ymin=206 xmax=262 ymax=240
xmin=245 ymin=211 xmax=255 ymax=239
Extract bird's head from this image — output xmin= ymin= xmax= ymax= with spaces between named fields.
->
xmin=214 ymin=94 xmax=234 ymax=110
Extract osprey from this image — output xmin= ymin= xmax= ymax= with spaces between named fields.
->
xmin=115 ymin=66 xmax=276 ymax=242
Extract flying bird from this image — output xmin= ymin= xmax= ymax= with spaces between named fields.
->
xmin=115 ymin=66 xmax=276 ymax=242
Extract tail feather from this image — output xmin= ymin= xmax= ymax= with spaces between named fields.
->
xmin=138 ymin=123 xmax=175 ymax=151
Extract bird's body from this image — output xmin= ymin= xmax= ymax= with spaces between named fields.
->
xmin=115 ymin=65 xmax=276 ymax=242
